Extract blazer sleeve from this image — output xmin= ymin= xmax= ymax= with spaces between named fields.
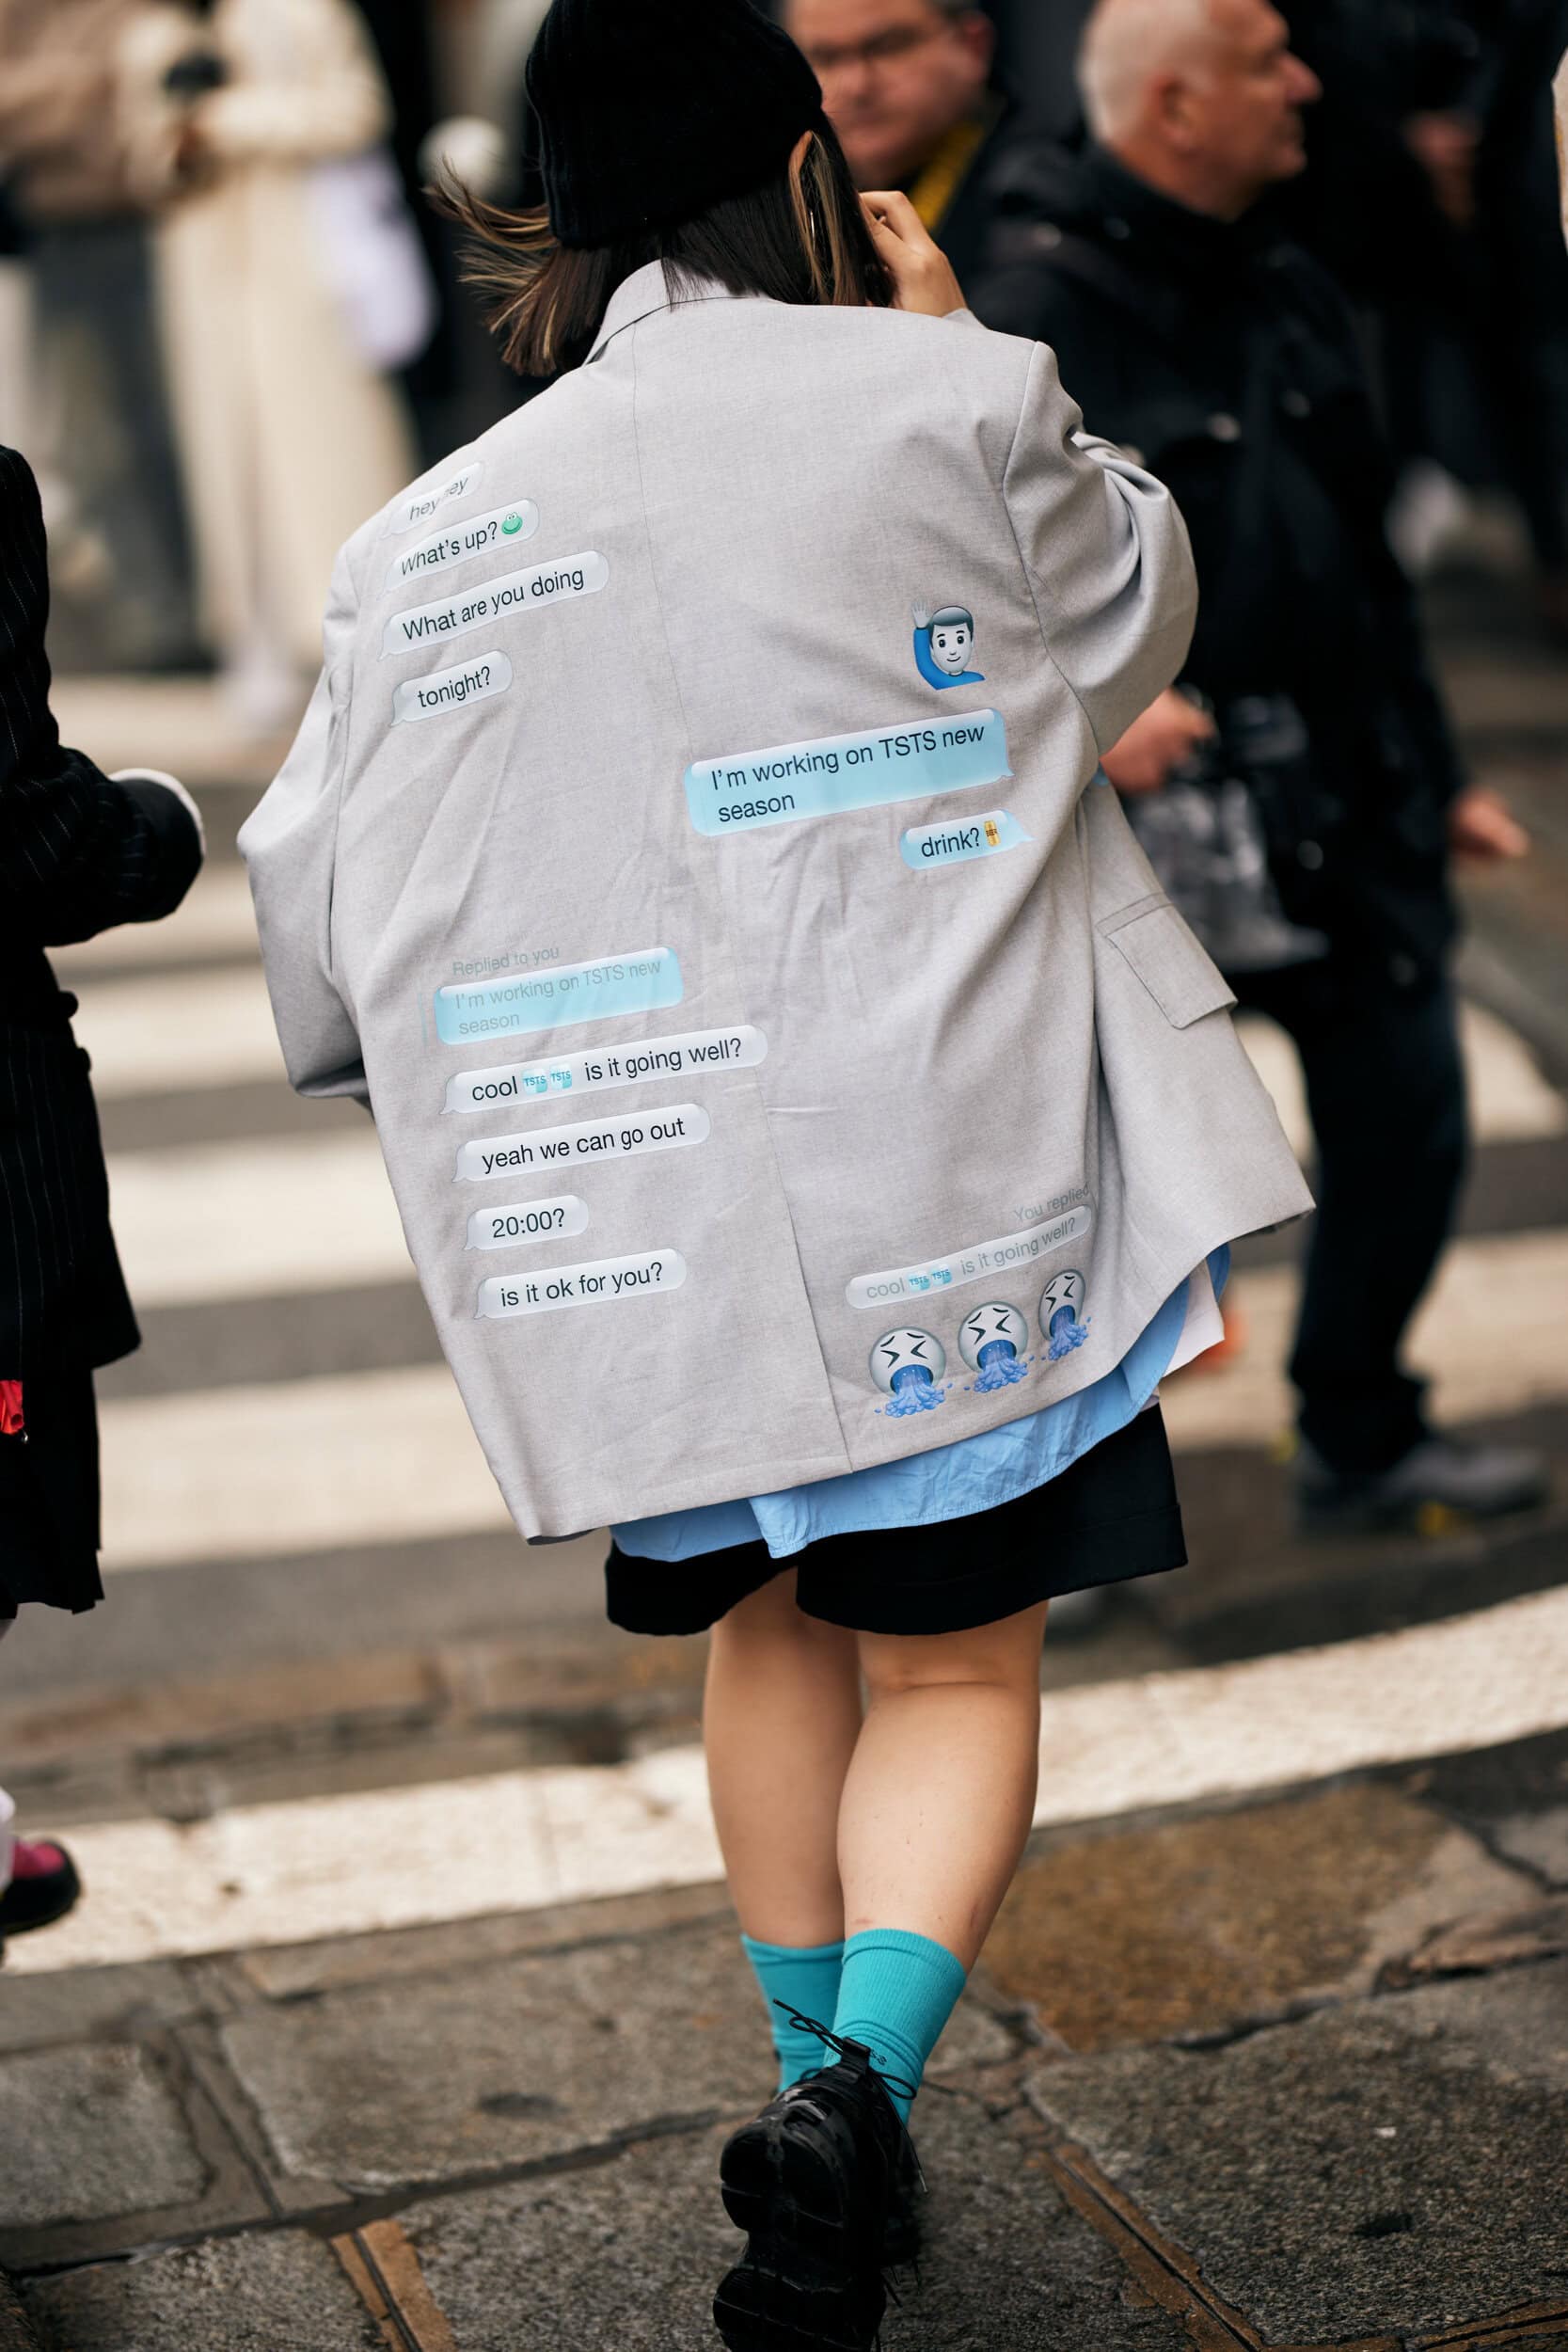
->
xmin=0 ymin=445 xmax=203 ymax=946
xmin=1000 ymin=342 xmax=1198 ymax=755
xmin=240 ymin=548 xmax=369 ymax=1104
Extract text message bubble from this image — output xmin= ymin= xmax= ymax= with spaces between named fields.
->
xmin=478 ymin=1249 xmax=687 ymax=1319
xmin=435 ymin=947 xmax=683 ymax=1046
xmin=685 ymin=709 xmax=1010 ymax=836
xmin=393 ymin=650 xmax=512 ymax=725
xmin=444 ymin=1025 xmax=767 ymax=1114
xmin=384 ymin=551 xmax=609 ymax=658
xmin=901 ymin=809 xmax=1031 ymax=869
xmin=387 ymin=501 xmax=540 ymax=590
xmin=847 ymin=1205 xmax=1094 ymax=1311
xmin=389 ymin=462 xmax=483 ymax=536
xmin=466 ymin=1194 xmax=589 ymax=1252
xmin=456 ymin=1104 xmax=710 ymax=1184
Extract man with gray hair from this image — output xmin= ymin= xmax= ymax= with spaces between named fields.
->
xmin=969 ymin=0 xmax=1545 ymax=1535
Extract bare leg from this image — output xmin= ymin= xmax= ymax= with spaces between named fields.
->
xmin=839 ymin=1601 xmax=1049 ymax=1969
xmin=704 ymin=1572 xmax=863 ymax=1948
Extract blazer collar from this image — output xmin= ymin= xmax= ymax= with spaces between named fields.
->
xmin=587 ymin=263 xmax=744 ymax=362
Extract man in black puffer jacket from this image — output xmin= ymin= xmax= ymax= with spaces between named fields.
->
xmin=969 ymin=0 xmax=1544 ymax=1534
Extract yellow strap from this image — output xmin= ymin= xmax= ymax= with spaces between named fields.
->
xmin=907 ymin=112 xmax=991 ymax=235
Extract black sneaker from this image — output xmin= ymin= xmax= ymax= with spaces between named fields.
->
xmin=714 ymin=2013 xmax=921 ymax=2351
xmin=1296 ymin=1436 xmax=1549 ymax=1537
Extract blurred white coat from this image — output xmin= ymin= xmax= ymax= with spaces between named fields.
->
xmin=120 ymin=0 xmax=418 ymax=679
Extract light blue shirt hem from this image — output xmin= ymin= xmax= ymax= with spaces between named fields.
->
xmin=612 ymin=1249 xmax=1229 ymax=1565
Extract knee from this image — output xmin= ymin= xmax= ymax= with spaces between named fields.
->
xmin=859 ymin=1606 xmax=1048 ymax=1703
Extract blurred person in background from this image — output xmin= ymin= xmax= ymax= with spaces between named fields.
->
xmin=346 ymin=0 xmax=466 ymax=462
xmin=972 ymin=0 xmax=1546 ymax=1537
xmin=784 ymin=0 xmax=1025 ymax=280
xmin=0 ymin=0 xmax=198 ymax=668
xmin=119 ymin=0 xmax=420 ymax=735
xmin=1266 ymin=2 xmax=1568 ymax=634
xmin=0 ymin=441 xmax=204 ymax=1958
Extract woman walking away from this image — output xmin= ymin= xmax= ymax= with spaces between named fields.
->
xmin=241 ymin=2 xmax=1310 ymax=2341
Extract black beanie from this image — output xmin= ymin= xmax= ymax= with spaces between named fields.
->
xmin=526 ymin=0 xmax=828 ymax=250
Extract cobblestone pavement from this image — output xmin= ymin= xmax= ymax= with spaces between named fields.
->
xmin=2 ymin=567 xmax=1564 ymax=2348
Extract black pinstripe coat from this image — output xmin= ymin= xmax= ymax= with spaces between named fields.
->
xmin=1 ymin=444 xmax=202 ymax=1375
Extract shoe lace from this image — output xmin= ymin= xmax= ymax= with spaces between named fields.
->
xmin=772 ymin=2003 xmax=922 ymax=2105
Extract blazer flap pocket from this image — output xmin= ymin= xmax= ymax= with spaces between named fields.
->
xmin=1101 ymin=900 xmax=1237 ymax=1028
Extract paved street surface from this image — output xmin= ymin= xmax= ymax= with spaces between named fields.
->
xmin=2 ymin=567 xmax=1565 ymax=2348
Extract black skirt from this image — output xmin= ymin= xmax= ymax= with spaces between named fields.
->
xmin=606 ymin=1404 xmax=1185 ymax=1638
xmin=0 ymin=1368 xmax=104 ymax=1616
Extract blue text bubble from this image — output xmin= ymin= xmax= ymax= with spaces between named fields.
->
xmin=900 ymin=809 xmax=1031 ymax=869
xmin=435 ymin=947 xmax=683 ymax=1047
xmin=686 ymin=709 xmax=1011 ymax=835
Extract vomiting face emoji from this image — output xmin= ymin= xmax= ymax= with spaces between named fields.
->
xmin=871 ymin=1327 xmax=949 ymax=1417
xmin=912 ymin=603 xmax=986 ymax=691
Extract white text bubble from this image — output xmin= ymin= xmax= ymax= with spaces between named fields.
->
xmin=477 ymin=1249 xmax=687 ymax=1318
xmin=444 ymin=1025 xmax=767 ymax=1115
xmin=847 ymin=1204 xmax=1094 ymax=1311
xmin=384 ymin=552 xmax=609 ymax=658
xmin=387 ymin=501 xmax=540 ymax=590
xmin=455 ymin=1104 xmax=711 ymax=1184
xmin=393 ymin=650 xmax=512 ymax=725
xmin=466 ymin=1195 xmax=589 ymax=1252
xmin=388 ymin=462 xmax=483 ymax=535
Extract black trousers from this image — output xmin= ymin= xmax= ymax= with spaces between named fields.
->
xmin=1230 ymin=960 xmax=1467 ymax=1475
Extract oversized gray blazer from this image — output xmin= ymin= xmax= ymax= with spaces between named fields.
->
xmin=242 ymin=265 xmax=1312 ymax=1543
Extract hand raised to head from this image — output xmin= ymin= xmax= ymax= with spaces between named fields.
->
xmin=862 ymin=191 xmax=967 ymax=318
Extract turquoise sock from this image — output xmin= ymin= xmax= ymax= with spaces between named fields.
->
xmin=832 ymin=1929 xmax=969 ymax=2122
xmin=741 ymin=1934 xmax=846 ymax=2092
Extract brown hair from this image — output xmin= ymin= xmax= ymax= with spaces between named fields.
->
xmin=436 ymin=126 xmax=895 ymax=379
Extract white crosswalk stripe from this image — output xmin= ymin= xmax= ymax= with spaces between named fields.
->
xmin=1159 ymin=1225 xmax=1568 ymax=1451
xmin=100 ymin=1366 xmax=508 ymax=1572
xmin=107 ymin=1132 xmax=408 ymax=1307
xmin=73 ymin=964 xmax=286 ymax=1097
xmin=1237 ymin=1001 xmax=1568 ymax=1154
xmin=13 ymin=1581 xmax=1568 ymax=1973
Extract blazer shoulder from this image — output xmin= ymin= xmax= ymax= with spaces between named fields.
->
xmin=789 ymin=303 xmax=1042 ymax=453
xmin=812 ymin=300 xmax=1037 ymax=384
